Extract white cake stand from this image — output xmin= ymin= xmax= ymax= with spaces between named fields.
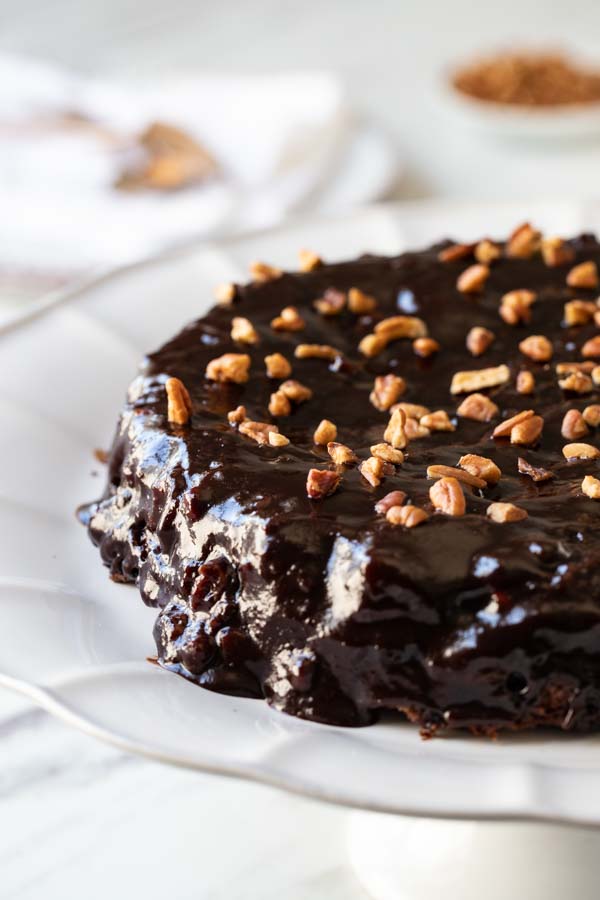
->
xmin=4 ymin=201 xmax=600 ymax=899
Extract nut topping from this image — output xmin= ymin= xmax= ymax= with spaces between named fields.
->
xmin=370 ymin=443 xmax=405 ymax=465
xmin=358 ymin=333 xmax=388 ymax=357
xmin=239 ymin=419 xmax=279 ymax=445
xmin=386 ymin=505 xmax=429 ymax=527
xmin=475 ymin=240 xmax=501 ymax=264
xmin=561 ymin=409 xmax=589 ymax=440
xmin=583 ymin=404 xmax=600 ymax=427
xmin=567 ymin=261 xmax=598 ymax=289
xmin=374 ymin=315 xmax=428 ymax=340
xmin=214 ymin=282 xmax=236 ymax=306
xmin=165 ymin=377 xmax=192 ymax=425
xmin=348 ymin=287 xmax=377 ymax=314
xmin=404 ymin=417 xmax=431 ymax=440
xmin=306 ymin=468 xmax=340 ymax=500
xmin=500 ymin=289 xmax=537 ymax=325
xmin=563 ymin=299 xmax=597 ymax=326
xmin=269 ymin=431 xmax=290 ymax=447
xmin=562 ymin=442 xmax=600 ymax=460
xmin=466 ymin=326 xmax=495 ymax=357
xmin=506 ymin=222 xmax=540 ymax=258
xmin=370 ymin=374 xmax=406 ymax=411
xmin=456 ymin=392 xmax=499 ymax=422
xmin=327 ymin=442 xmax=358 ymax=466
xmin=249 ymin=260 xmax=282 ymax=282
xmin=492 ymin=409 xmax=534 ymax=439
xmin=458 ymin=454 xmax=502 ymax=484
xmin=517 ymin=456 xmax=554 ymax=482
xmin=393 ymin=402 xmax=430 ymax=419
xmin=205 ymin=353 xmax=251 ymax=384
xmin=456 ymin=263 xmax=490 ymax=293
xmin=313 ymin=289 xmax=346 ymax=316
xmin=510 ymin=415 xmax=544 ymax=446
xmin=487 ymin=502 xmax=528 ymax=523
xmin=420 ymin=410 xmax=455 ymax=432
xmin=269 ymin=390 xmax=291 ymax=416
xmin=271 ymin=306 xmax=305 ymax=332
xmin=558 ymin=371 xmax=593 ymax=393
xmin=450 ymin=364 xmax=510 ymax=394
xmin=359 ymin=456 xmax=385 ymax=487
xmin=519 ymin=335 xmax=553 ymax=362
xmin=413 ymin=337 xmax=440 ymax=357
xmin=313 ymin=419 xmax=337 ymax=445
xmin=227 ymin=405 xmax=247 ymax=425
xmin=429 ymin=476 xmax=466 ymax=516
xmin=298 ymin=248 xmax=322 ymax=272
xmin=582 ymin=335 xmax=600 ymax=358
xmin=231 ymin=316 xmax=259 ymax=344
xmin=593 ymin=366 xmax=600 ymax=386
xmin=375 ymin=490 xmax=407 ymax=514
xmin=295 ymin=343 xmax=341 ymax=360
xmin=427 ymin=464 xmax=486 ymax=489
xmin=265 ymin=352 xmax=292 ymax=379
xmin=582 ymin=475 xmax=600 ymax=499
xmin=516 ymin=370 xmax=535 ymax=394
xmin=280 ymin=379 xmax=313 ymax=403
xmin=438 ymin=243 xmax=474 ymax=263
xmin=556 ymin=361 xmax=595 ymax=375
xmin=541 ymin=236 xmax=574 ymax=268
xmin=383 ymin=407 xmax=408 ymax=449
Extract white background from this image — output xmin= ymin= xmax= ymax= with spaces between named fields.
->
xmin=3 ymin=2 xmax=600 ymax=897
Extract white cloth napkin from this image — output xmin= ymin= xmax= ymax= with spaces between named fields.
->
xmin=0 ymin=54 xmax=396 ymax=289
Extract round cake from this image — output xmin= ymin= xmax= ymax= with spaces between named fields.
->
xmin=81 ymin=225 xmax=600 ymax=736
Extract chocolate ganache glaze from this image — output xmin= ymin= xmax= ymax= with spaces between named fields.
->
xmin=81 ymin=227 xmax=600 ymax=736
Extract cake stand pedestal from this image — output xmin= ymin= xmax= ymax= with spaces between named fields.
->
xmin=348 ymin=813 xmax=600 ymax=900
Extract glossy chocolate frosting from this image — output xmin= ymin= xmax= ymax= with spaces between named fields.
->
xmin=81 ymin=231 xmax=600 ymax=735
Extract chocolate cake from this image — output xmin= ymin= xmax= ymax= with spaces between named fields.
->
xmin=80 ymin=225 xmax=600 ymax=736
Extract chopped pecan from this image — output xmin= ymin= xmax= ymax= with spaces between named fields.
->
xmin=265 ymin=352 xmax=292 ymax=379
xmin=348 ymin=287 xmax=377 ymax=314
xmin=558 ymin=371 xmax=593 ymax=393
xmin=456 ymin=263 xmax=490 ymax=293
xmin=561 ymin=409 xmax=589 ymax=440
xmin=313 ymin=419 xmax=337 ymax=445
xmin=516 ymin=370 xmax=535 ymax=394
xmin=231 ymin=316 xmax=258 ymax=344
xmin=583 ymin=404 xmax=600 ymax=427
xmin=359 ymin=456 xmax=385 ymax=487
xmin=280 ymin=379 xmax=312 ymax=403
xmin=456 ymin=392 xmax=499 ymax=422
xmin=205 ymin=352 xmax=251 ymax=384
xmin=582 ymin=335 xmax=600 ymax=358
xmin=269 ymin=390 xmax=291 ymax=416
xmin=250 ymin=260 xmax=282 ymax=282
xmin=298 ymin=248 xmax=322 ymax=272
xmin=370 ymin=443 xmax=405 ymax=464
xmin=429 ymin=476 xmax=466 ymax=516
xmin=386 ymin=505 xmax=429 ymax=527
xmin=493 ymin=409 xmax=534 ymax=439
xmin=239 ymin=419 xmax=279 ymax=445
xmin=427 ymin=464 xmax=486 ymax=489
xmin=438 ymin=243 xmax=474 ymax=263
xmin=459 ymin=454 xmax=502 ymax=484
xmin=227 ymin=405 xmax=247 ymax=425
xmin=165 ymin=377 xmax=192 ymax=425
xmin=370 ymin=374 xmax=406 ymax=411
xmin=313 ymin=288 xmax=346 ymax=316
xmin=474 ymin=240 xmax=501 ymax=264
xmin=413 ymin=337 xmax=440 ymax=357
xmin=375 ymin=315 xmax=428 ymax=340
xmin=271 ymin=306 xmax=305 ymax=332
xmin=306 ymin=468 xmax=340 ymax=500
xmin=383 ymin=408 xmax=408 ymax=449
xmin=582 ymin=475 xmax=600 ymax=499
xmin=214 ymin=282 xmax=236 ymax=306
xmin=487 ymin=502 xmax=528 ymax=523
xmin=556 ymin=361 xmax=595 ymax=374
xmin=466 ymin=326 xmax=495 ymax=357
xmin=518 ymin=457 xmax=554 ymax=482
xmin=593 ymin=366 xmax=600 ymax=386
xmin=404 ymin=417 xmax=430 ymax=440
xmin=269 ymin=431 xmax=290 ymax=447
xmin=295 ymin=343 xmax=341 ymax=360
xmin=562 ymin=442 xmax=600 ymax=460
xmin=506 ymin=222 xmax=540 ymax=258
xmin=563 ymin=299 xmax=597 ymax=326
xmin=510 ymin=415 xmax=544 ymax=446
xmin=500 ymin=289 xmax=537 ymax=325
xmin=375 ymin=490 xmax=407 ymax=514
xmin=327 ymin=442 xmax=358 ymax=465
xmin=567 ymin=261 xmax=598 ymax=289
xmin=450 ymin=364 xmax=510 ymax=394
xmin=519 ymin=335 xmax=553 ymax=362
xmin=420 ymin=410 xmax=455 ymax=432
xmin=541 ymin=236 xmax=574 ymax=268
xmin=393 ymin=402 xmax=430 ymax=419
xmin=358 ymin=333 xmax=387 ymax=357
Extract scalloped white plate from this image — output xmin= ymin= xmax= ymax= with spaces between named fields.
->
xmin=6 ymin=200 xmax=600 ymax=826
